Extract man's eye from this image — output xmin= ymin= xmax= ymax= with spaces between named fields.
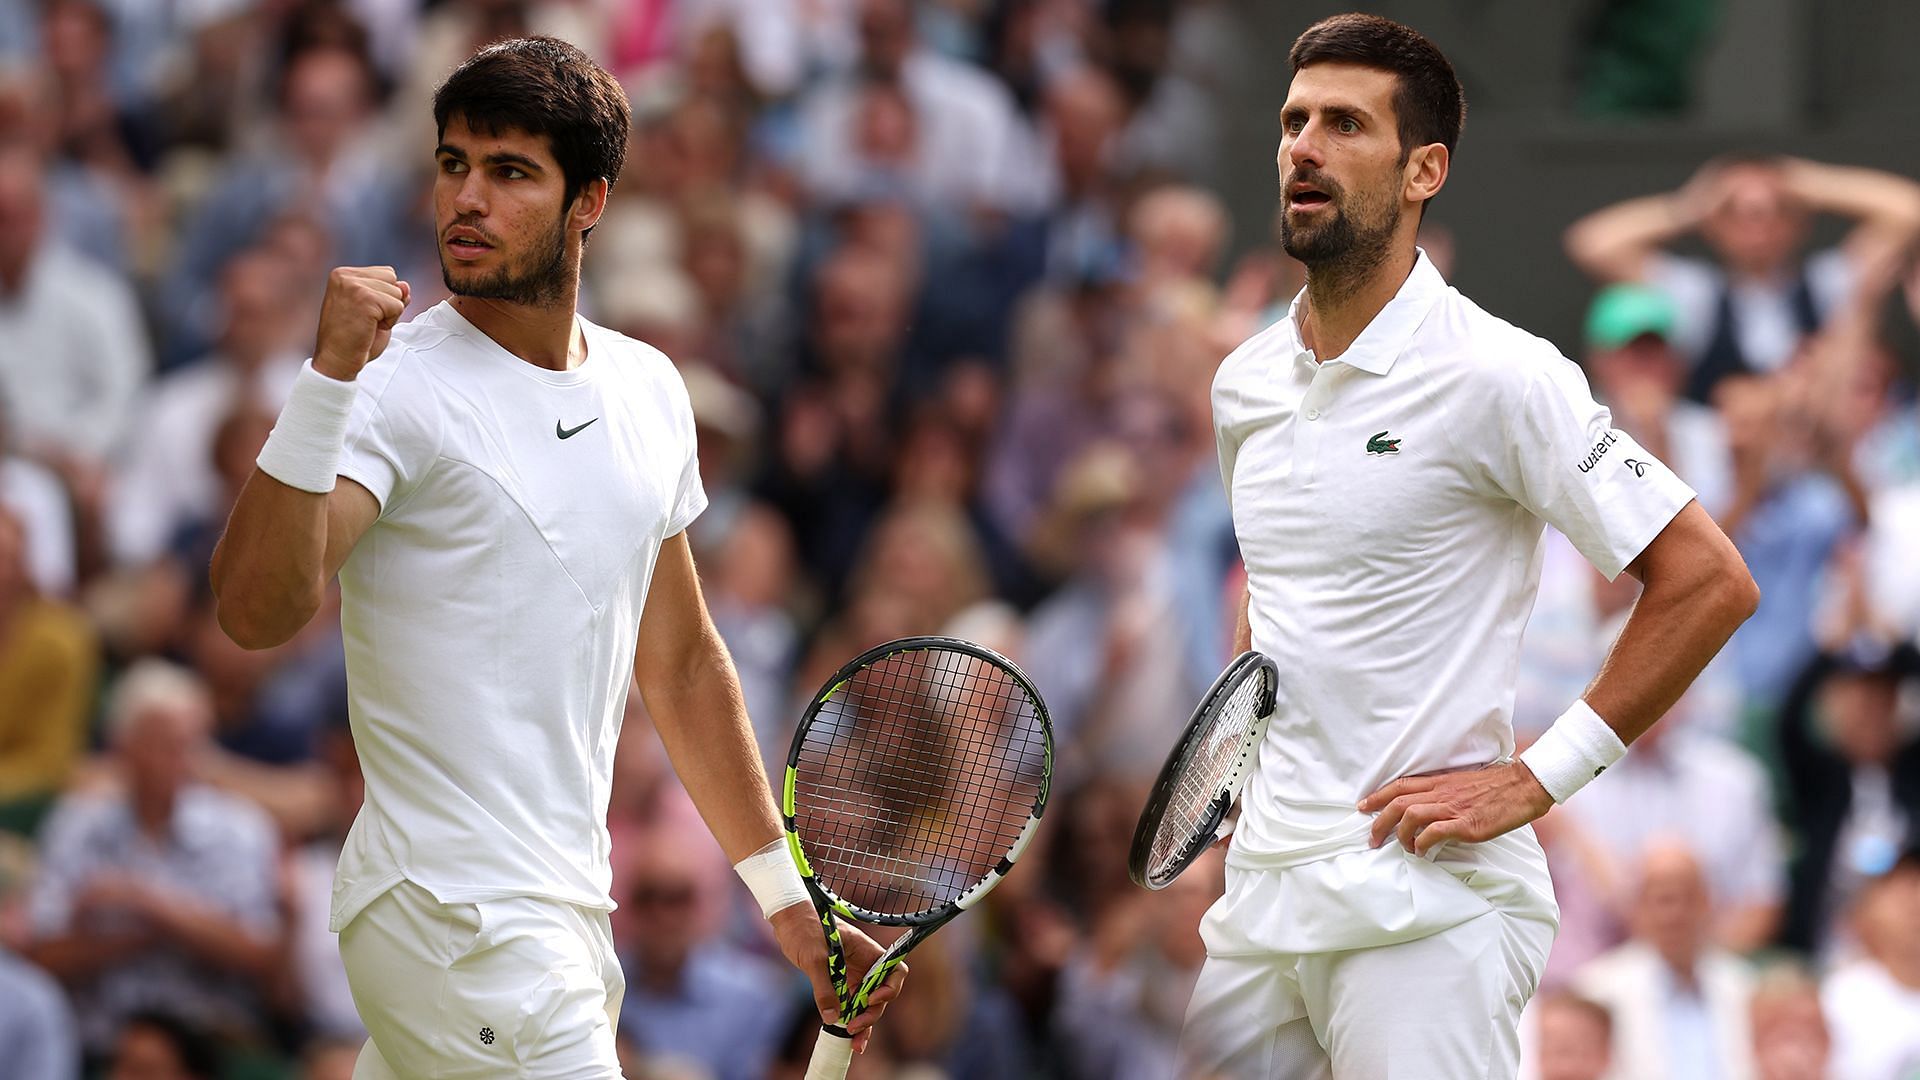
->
xmin=441 ymin=159 xmax=467 ymax=174
xmin=1338 ymin=118 xmax=1359 ymax=134
xmin=502 ymin=167 xmax=526 ymax=179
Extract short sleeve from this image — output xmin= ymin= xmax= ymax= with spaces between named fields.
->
xmin=1485 ymin=354 xmax=1696 ymax=580
xmin=663 ymin=373 xmax=707 ymax=538
xmin=334 ymin=353 xmax=438 ymax=515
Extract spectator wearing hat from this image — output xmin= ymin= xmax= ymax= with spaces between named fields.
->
xmin=1584 ymin=283 xmax=1733 ymax=515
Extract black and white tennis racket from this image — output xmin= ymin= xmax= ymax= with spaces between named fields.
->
xmin=783 ymin=636 xmax=1053 ymax=1078
xmin=1129 ymin=650 xmax=1278 ymax=890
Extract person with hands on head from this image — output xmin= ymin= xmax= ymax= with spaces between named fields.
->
xmin=1184 ymin=14 xmax=1757 ymax=1079
xmin=1563 ymin=153 xmax=1920 ymax=401
xmin=210 ymin=37 xmax=899 ymax=1078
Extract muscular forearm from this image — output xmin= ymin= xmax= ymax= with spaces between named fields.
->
xmin=1584 ymin=529 xmax=1758 ymax=745
xmin=211 ymin=470 xmax=332 ymax=649
xmin=1233 ymin=583 xmax=1251 ymax=654
xmin=642 ymin=625 xmax=784 ymax=862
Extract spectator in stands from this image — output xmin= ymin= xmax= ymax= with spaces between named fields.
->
xmin=1716 ymin=370 xmax=1867 ymax=713
xmin=163 ymin=42 xmax=407 ymax=362
xmin=1776 ymin=632 xmax=1920 ymax=957
xmin=38 ymin=0 xmax=154 ymax=272
xmin=111 ymin=243 xmax=308 ymax=565
xmin=1532 ymin=992 xmax=1614 ymax=1080
xmin=796 ymin=0 xmax=1035 ymax=213
xmin=0 ymin=399 xmax=78 ymax=598
xmin=0 ymin=838 xmax=79 ymax=1080
xmin=1583 ymin=284 xmax=1734 ymax=514
xmin=1573 ymin=702 xmax=1785 ymax=949
xmin=1822 ymin=852 xmax=1920 ymax=1080
xmin=865 ymin=930 xmax=1035 ymax=1076
xmin=0 ymin=507 xmax=98 ymax=836
xmin=615 ymin=829 xmax=790 ymax=1080
xmin=0 ymin=71 xmax=151 ymax=491
xmin=1564 ymin=156 xmax=1920 ymax=401
xmin=1574 ymin=840 xmax=1758 ymax=1080
xmin=1750 ymin=964 xmax=1834 ymax=1080
xmin=26 ymin=661 xmax=283 ymax=1055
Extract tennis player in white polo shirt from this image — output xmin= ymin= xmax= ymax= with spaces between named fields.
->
xmin=209 ymin=38 xmax=898 ymax=1078
xmin=1182 ymin=15 xmax=1759 ymax=1079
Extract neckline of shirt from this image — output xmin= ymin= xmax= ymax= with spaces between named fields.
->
xmin=434 ymin=301 xmax=601 ymax=387
xmin=1282 ymin=248 xmax=1448 ymax=376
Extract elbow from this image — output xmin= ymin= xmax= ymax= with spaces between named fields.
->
xmin=214 ymin=592 xmax=314 ymax=651
xmin=1718 ymin=561 xmax=1761 ymax=629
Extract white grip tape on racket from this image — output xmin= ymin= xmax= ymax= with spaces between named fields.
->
xmin=1519 ymin=699 xmax=1625 ymax=803
xmin=805 ymin=1027 xmax=855 ymax=1079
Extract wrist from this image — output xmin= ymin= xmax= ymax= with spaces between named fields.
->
xmin=256 ymin=360 xmax=358 ymax=493
xmin=1518 ymin=700 xmax=1627 ymax=804
xmin=734 ymin=838 xmax=810 ymax=919
xmin=311 ymin=352 xmax=360 ymax=382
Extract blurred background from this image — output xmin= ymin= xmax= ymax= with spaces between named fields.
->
xmin=0 ymin=1 xmax=1918 ymax=1078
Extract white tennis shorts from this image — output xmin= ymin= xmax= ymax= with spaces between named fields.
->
xmin=339 ymin=880 xmax=625 ymax=1079
xmin=1180 ymin=829 xmax=1558 ymax=1080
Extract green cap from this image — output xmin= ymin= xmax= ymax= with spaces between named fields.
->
xmin=1585 ymin=284 xmax=1675 ymax=349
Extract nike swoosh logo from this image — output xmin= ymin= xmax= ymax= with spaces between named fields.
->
xmin=556 ymin=418 xmax=599 ymax=440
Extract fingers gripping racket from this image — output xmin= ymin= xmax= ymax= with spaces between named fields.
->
xmin=1129 ymin=651 xmax=1278 ymax=890
xmin=783 ymin=636 xmax=1053 ymax=1078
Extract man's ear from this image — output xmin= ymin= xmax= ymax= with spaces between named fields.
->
xmin=1404 ymin=143 xmax=1449 ymax=206
xmin=568 ymin=178 xmax=610 ymax=235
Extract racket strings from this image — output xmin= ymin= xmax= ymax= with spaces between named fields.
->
xmin=794 ymin=649 xmax=1049 ymax=918
xmin=1146 ymin=666 xmax=1273 ymax=878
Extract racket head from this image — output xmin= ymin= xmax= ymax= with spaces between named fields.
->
xmin=1128 ymin=650 xmax=1279 ymax=890
xmin=782 ymin=636 xmax=1054 ymax=927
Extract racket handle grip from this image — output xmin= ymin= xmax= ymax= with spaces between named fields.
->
xmin=804 ymin=1025 xmax=856 ymax=1080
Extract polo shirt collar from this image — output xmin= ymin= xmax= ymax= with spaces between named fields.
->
xmin=1283 ymin=248 xmax=1448 ymax=376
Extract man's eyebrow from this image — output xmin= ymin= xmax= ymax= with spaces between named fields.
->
xmin=1280 ymin=102 xmax=1379 ymax=122
xmin=434 ymin=145 xmax=544 ymax=170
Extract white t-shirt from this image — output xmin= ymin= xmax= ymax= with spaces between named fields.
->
xmin=1648 ymin=248 xmax=1853 ymax=375
xmin=1822 ymin=960 xmax=1920 ymax=1080
xmin=326 ymin=302 xmax=707 ymax=931
xmin=1213 ymin=252 xmax=1695 ymax=870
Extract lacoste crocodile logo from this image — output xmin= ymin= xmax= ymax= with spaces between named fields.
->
xmin=1366 ymin=431 xmax=1402 ymax=455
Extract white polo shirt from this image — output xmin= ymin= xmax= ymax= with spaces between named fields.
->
xmin=1214 ymin=252 xmax=1695 ymax=871
xmin=326 ymin=301 xmax=706 ymax=931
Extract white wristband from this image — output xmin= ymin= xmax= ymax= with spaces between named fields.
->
xmin=256 ymin=360 xmax=358 ymax=493
xmin=734 ymin=838 xmax=809 ymax=919
xmin=1520 ymin=700 xmax=1627 ymax=804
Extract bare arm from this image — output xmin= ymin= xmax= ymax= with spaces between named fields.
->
xmin=1564 ymin=192 xmax=1697 ymax=284
xmin=210 ymin=266 xmax=405 ymax=650
xmin=210 ymin=475 xmax=377 ymax=649
xmin=632 ymin=532 xmax=901 ymax=1041
xmin=1779 ymin=157 xmax=1920 ymax=259
xmin=1364 ymin=502 xmax=1758 ymax=854
xmin=1582 ymin=501 xmax=1761 ymax=743
xmin=1233 ymin=581 xmax=1251 ymax=654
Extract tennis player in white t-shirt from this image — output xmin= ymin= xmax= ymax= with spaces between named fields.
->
xmin=210 ymin=37 xmax=898 ymax=1078
xmin=1181 ymin=15 xmax=1760 ymax=1079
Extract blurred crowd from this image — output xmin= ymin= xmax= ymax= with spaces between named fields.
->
xmin=0 ymin=2 xmax=1915 ymax=1079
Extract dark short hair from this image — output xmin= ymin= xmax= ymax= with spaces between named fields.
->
xmin=121 ymin=1011 xmax=222 ymax=1080
xmin=432 ymin=36 xmax=630 ymax=219
xmin=1288 ymin=13 xmax=1466 ymax=162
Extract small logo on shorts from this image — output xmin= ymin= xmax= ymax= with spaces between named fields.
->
xmin=478 ymin=1028 xmax=496 ymax=1046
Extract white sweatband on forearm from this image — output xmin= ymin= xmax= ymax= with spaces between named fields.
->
xmin=734 ymin=838 xmax=809 ymax=919
xmin=256 ymin=360 xmax=358 ymax=494
xmin=1519 ymin=699 xmax=1628 ymax=803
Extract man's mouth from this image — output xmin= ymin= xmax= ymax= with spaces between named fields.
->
xmin=445 ymin=227 xmax=495 ymax=256
xmin=1288 ymin=187 xmax=1333 ymax=210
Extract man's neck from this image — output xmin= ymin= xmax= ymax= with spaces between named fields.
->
xmin=1298 ymin=245 xmax=1418 ymax=362
xmin=452 ymin=292 xmax=586 ymax=371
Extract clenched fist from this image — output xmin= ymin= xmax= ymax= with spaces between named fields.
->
xmin=313 ymin=266 xmax=411 ymax=381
